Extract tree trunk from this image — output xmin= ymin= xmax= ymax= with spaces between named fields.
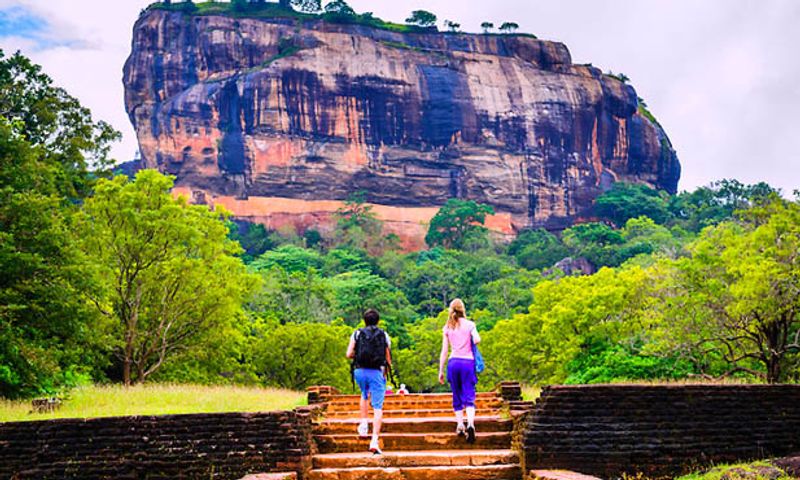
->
xmin=123 ymin=357 xmax=132 ymax=386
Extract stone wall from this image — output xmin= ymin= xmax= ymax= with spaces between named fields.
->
xmin=0 ymin=407 xmax=317 ymax=479
xmin=523 ymin=385 xmax=800 ymax=478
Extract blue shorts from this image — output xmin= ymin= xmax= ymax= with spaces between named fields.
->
xmin=354 ymin=368 xmax=386 ymax=409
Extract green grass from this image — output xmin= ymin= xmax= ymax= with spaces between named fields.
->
xmin=676 ymin=461 xmax=792 ymax=480
xmin=0 ymin=384 xmax=305 ymax=423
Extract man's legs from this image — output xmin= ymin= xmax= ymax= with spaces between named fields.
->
xmin=368 ymin=369 xmax=386 ymax=454
xmin=354 ymin=369 xmax=370 ymax=437
xmin=358 ymin=395 xmax=369 ymax=437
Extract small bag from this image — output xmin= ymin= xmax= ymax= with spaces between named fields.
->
xmin=472 ymin=337 xmax=485 ymax=374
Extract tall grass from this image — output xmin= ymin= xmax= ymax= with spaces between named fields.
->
xmin=0 ymin=384 xmax=304 ymax=423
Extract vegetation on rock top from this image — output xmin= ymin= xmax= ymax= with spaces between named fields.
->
xmin=146 ymin=1 xmax=538 ymax=37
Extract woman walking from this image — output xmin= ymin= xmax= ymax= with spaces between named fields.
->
xmin=438 ymin=298 xmax=481 ymax=443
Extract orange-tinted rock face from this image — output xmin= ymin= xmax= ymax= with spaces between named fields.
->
xmin=124 ymin=10 xmax=680 ymax=249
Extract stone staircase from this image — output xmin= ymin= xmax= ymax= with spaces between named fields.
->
xmin=308 ymin=391 xmax=522 ymax=480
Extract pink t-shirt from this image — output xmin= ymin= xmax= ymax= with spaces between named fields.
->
xmin=444 ymin=319 xmax=481 ymax=360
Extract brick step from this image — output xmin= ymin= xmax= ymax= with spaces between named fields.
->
xmin=325 ymin=408 xmax=503 ymax=419
xmin=315 ymin=432 xmax=513 ymax=453
xmin=312 ymin=449 xmax=519 ymax=469
xmin=307 ymin=464 xmax=521 ymax=480
xmin=315 ymin=416 xmax=512 ymax=435
xmin=329 ymin=393 xmax=501 ymax=402
xmin=327 ymin=399 xmax=502 ymax=412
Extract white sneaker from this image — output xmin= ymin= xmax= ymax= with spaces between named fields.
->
xmin=369 ymin=437 xmax=382 ymax=455
xmin=357 ymin=420 xmax=369 ymax=438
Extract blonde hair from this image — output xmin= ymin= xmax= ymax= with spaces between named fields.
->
xmin=447 ymin=298 xmax=466 ymax=330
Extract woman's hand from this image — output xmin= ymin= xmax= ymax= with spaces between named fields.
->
xmin=438 ymin=371 xmax=445 ymax=385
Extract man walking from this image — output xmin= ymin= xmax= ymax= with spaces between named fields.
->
xmin=346 ymin=309 xmax=392 ymax=454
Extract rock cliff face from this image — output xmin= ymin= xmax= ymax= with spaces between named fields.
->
xmin=124 ymin=9 xmax=680 ymax=249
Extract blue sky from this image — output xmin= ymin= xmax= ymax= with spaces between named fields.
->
xmin=1 ymin=0 xmax=799 ymax=194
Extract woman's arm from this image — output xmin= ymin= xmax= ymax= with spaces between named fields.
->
xmin=471 ymin=325 xmax=481 ymax=345
xmin=438 ymin=330 xmax=448 ymax=384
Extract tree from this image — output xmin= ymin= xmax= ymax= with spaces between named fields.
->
xmin=561 ymin=222 xmax=625 ymax=268
xmin=507 ymin=228 xmax=569 ymax=270
xmin=79 ymin=170 xmax=259 ymax=385
xmin=481 ymin=266 xmax=655 ymax=385
xmin=231 ymin=0 xmax=247 ymax=11
xmin=444 ymin=20 xmax=461 ymax=32
xmin=250 ymin=245 xmax=324 ymax=273
xmin=333 ymin=191 xmax=384 ymax=253
xmin=0 ymin=51 xmax=119 ymax=398
xmin=657 ymin=198 xmax=800 ymax=383
xmin=327 ymin=270 xmax=415 ymax=344
xmin=481 ymin=21 xmax=494 ymax=33
xmin=292 ymin=0 xmax=321 ymax=13
xmin=228 ymin=221 xmax=278 ymax=263
xmin=668 ymin=179 xmax=779 ymax=232
xmin=498 ymin=22 xmax=519 ymax=33
xmin=247 ymin=266 xmax=334 ymax=325
xmin=425 ymin=199 xmax=494 ymax=250
xmin=594 ymin=182 xmax=672 ymax=227
xmin=405 ymin=10 xmax=437 ymax=28
xmin=250 ymin=321 xmax=352 ymax=390
xmin=0 ymin=50 xmax=119 ymax=199
xmin=324 ymin=0 xmax=355 ymax=16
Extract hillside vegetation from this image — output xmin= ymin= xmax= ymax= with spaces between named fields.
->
xmin=1 ymin=50 xmax=798 ymax=401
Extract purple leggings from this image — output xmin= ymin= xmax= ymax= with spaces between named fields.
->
xmin=447 ymin=358 xmax=477 ymax=411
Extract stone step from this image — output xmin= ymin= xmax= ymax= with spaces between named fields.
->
xmin=315 ymin=432 xmax=513 ymax=453
xmin=326 ymin=399 xmax=503 ymax=412
xmin=329 ymin=393 xmax=501 ymax=402
xmin=308 ymin=464 xmax=521 ymax=480
xmin=325 ymin=408 xmax=502 ymax=419
xmin=315 ymin=416 xmax=513 ymax=435
xmin=312 ymin=449 xmax=519 ymax=469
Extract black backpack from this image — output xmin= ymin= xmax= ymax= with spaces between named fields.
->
xmin=354 ymin=326 xmax=388 ymax=370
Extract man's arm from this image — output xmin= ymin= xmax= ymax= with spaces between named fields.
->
xmin=346 ymin=336 xmax=356 ymax=359
xmin=385 ymin=346 xmax=392 ymax=367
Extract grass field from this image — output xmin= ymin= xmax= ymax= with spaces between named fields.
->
xmin=0 ymin=384 xmax=305 ymax=423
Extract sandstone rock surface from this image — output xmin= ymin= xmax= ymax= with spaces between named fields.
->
xmin=124 ymin=9 xmax=680 ymax=249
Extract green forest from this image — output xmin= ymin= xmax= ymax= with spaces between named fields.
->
xmin=2 ymin=49 xmax=799 ymax=400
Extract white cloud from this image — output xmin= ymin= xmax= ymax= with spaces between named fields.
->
xmin=1 ymin=0 xmax=798 ymax=193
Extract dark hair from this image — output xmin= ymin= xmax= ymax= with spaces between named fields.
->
xmin=363 ymin=309 xmax=380 ymax=326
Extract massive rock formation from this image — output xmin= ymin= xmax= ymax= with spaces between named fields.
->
xmin=124 ymin=8 xmax=680 ymax=249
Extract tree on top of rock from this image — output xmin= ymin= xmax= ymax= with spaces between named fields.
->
xmin=499 ymin=22 xmax=519 ymax=33
xmin=425 ymin=199 xmax=495 ymax=250
xmin=406 ymin=10 xmax=437 ymax=28
xmin=481 ymin=21 xmax=494 ymax=33
xmin=292 ymin=0 xmax=322 ymax=13
xmin=324 ymin=0 xmax=355 ymax=16
xmin=444 ymin=20 xmax=461 ymax=32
